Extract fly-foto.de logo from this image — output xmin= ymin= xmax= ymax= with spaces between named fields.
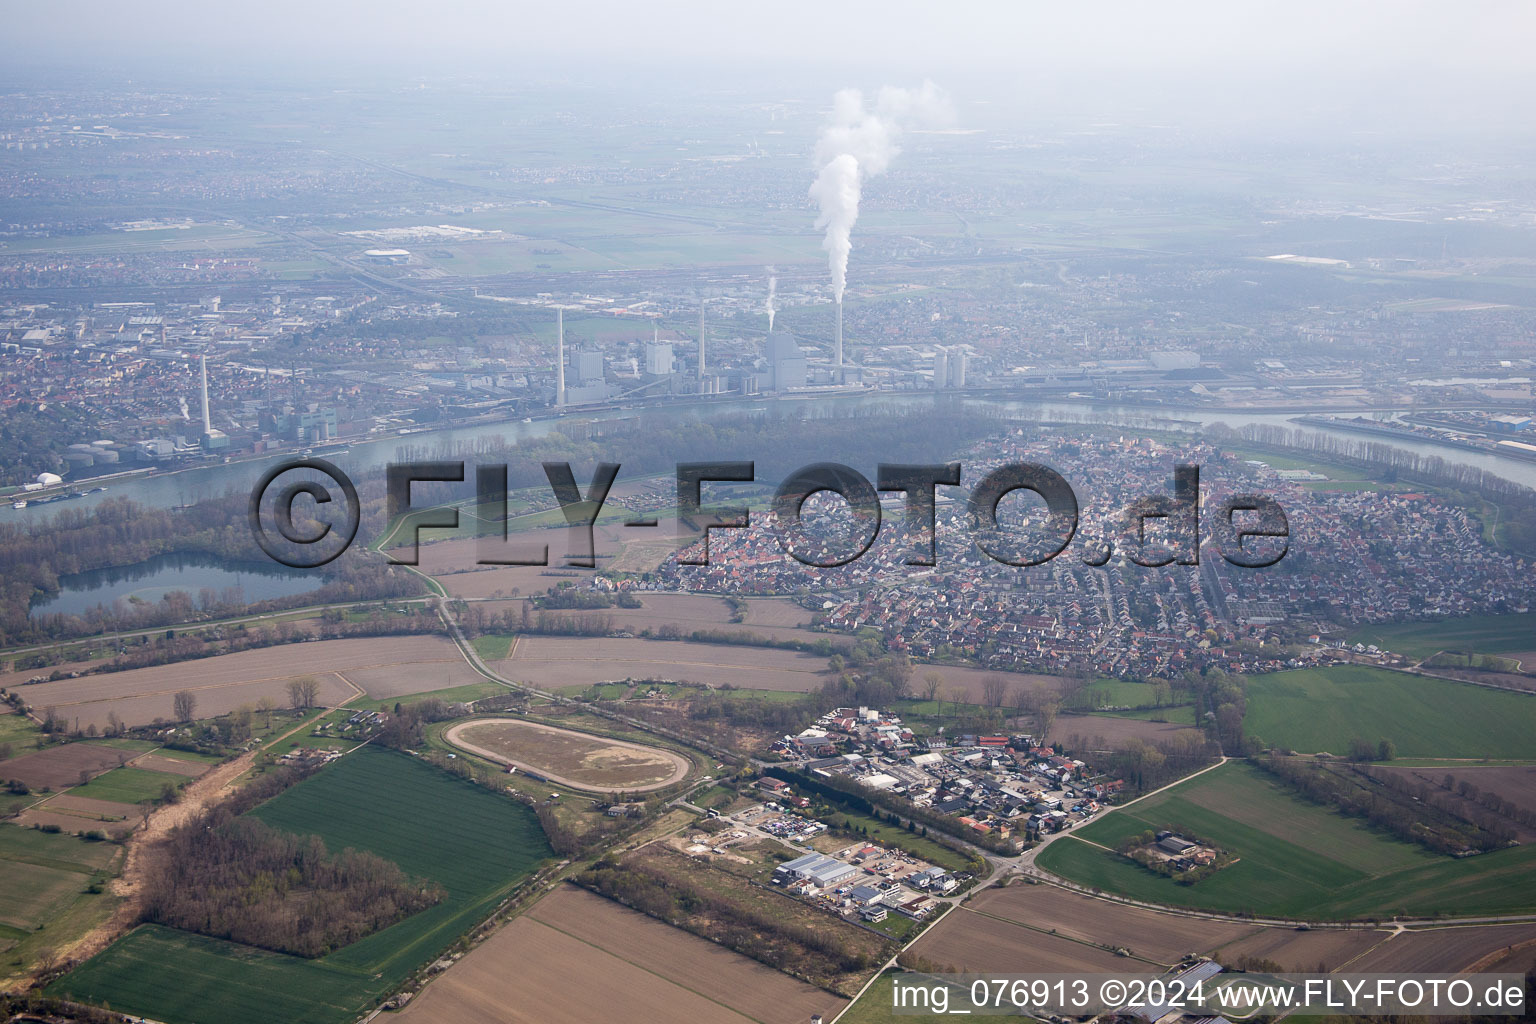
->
xmin=249 ymin=459 xmax=1289 ymax=571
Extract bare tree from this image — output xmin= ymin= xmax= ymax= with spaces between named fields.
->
xmin=256 ymin=696 xmax=276 ymax=729
xmin=1037 ymin=698 xmax=1061 ymax=741
xmin=922 ymin=672 xmax=942 ymax=703
xmin=287 ymin=676 xmax=321 ymax=710
xmin=981 ymin=674 xmax=1009 ymax=708
xmin=1019 ymin=686 xmax=1061 ymax=741
xmin=173 ymin=690 xmax=197 ymax=723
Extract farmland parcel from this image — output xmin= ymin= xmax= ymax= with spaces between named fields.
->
xmin=50 ymin=747 xmax=550 ymax=1024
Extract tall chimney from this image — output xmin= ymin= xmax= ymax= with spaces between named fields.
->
xmin=555 ymin=308 xmax=566 ymax=407
xmin=834 ymin=300 xmax=843 ymax=372
xmin=200 ymin=354 xmax=212 ymax=433
xmin=697 ymin=299 xmax=707 ymax=380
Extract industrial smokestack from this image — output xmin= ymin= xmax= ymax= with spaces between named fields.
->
xmin=199 ymin=355 xmax=211 ymax=433
xmin=697 ymin=299 xmax=706 ymax=379
xmin=765 ymin=271 xmax=777 ymax=332
xmin=555 ymin=308 xmax=566 ymax=407
xmin=835 ymin=300 xmax=843 ymax=371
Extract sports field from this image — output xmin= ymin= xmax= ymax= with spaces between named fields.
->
xmin=444 ymin=718 xmax=690 ymax=792
xmin=1242 ymin=666 xmax=1536 ymax=758
xmin=1036 ymin=761 xmax=1536 ymax=920
xmin=50 ymin=747 xmax=551 ymax=1024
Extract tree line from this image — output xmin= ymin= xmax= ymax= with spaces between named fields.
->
xmin=1254 ymin=755 xmax=1514 ymax=854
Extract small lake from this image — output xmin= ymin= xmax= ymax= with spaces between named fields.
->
xmin=30 ymin=551 xmax=320 ymax=618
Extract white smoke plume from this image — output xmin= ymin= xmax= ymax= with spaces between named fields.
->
xmin=809 ymin=81 xmax=952 ymax=302
xmin=765 ymin=269 xmax=777 ymax=331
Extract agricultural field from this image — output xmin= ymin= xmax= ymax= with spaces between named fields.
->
xmin=1050 ymin=714 xmax=1206 ymax=750
xmin=497 ymin=635 xmax=1060 ymax=702
xmin=399 ymin=885 xmax=844 ymax=1024
xmin=444 ymin=718 xmax=690 ymax=792
xmin=1036 ymin=761 xmax=1536 ymax=920
xmin=1212 ymin=925 xmax=1390 ymax=971
xmin=64 ymin=765 xmax=188 ymax=805
xmin=0 ymin=741 xmax=138 ymax=792
xmin=1371 ymin=764 xmax=1536 ymax=842
xmin=964 ymin=882 xmax=1260 ymax=965
xmin=0 ymin=823 xmax=121 ymax=982
xmin=7 ymin=636 xmax=465 ymax=730
xmin=1242 ymin=666 xmax=1536 ymax=758
xmin=417 ymin=523 xmax=675 ymax=599
xmin=1348 ymin=613 xmax=1536 ymax=660
xmin=0 ymin=705 xmax=44 ymax=759
xmin=479 ymin=593 xmax=822 ymax=648
xmin=1350 ymin=922 xmax=1536 ymax=973
xmin=908 ymin=904 xmax=1161 ymax=975
xmin=51 ymin=746 xmax=551 ymax=1024
xmin=497 ymin=636 xmax=833 ymax=691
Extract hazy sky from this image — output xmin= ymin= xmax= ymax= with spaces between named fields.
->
xmin=9 ymin=1 xmax=1534 ymax=133
xmin=10 ymin=1 xmax=1531 ymax=74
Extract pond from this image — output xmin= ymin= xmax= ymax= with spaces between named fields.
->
xmin=30 ymin=551 xmax=319 ymax=617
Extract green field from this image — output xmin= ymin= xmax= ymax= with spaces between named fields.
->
xmin=51 ymin=746 xmax=551 ymax=1024
xmin=67 ymin=766 xmax=189 ymax=805
xmin=0 ymin=710 xmax=44 ymax=756
xmin=1347 ymin=613 xmax=1536 ymax=659
xmin=841 ymin=971 xmax=944 ymax=1023
xmin=819 ymin=809 xmax=975 ymax=875
xmin=1036 ymin=761 xmax=1536 ymax=919
xmin=1242 ymin=665 xmax=1536 ymax=758
xmin=0 ymin=824 xmax=120 ymax=973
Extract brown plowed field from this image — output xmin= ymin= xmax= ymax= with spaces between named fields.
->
xmin=1350 ymin=923 xmax=1536 ymax=973
xmin=498 ymin=635 xmax=1060 ymax=702
xmin=1211 ymin=925 xmax=1389 ymax=971
xmin=480 ymin=593 xmax=824 ymax=647
xmin=44 ymin=794 xmax=140 ymax=820
xmin=0 ymin=742 xmax=135 ymax=791
xmin=12 ymin=808 xmax=135 ymax=838
xmin=397 ymin=884 xmax=844 ymax=1024
xmin=344 ymin=658 xmax=485 ymax=699
xmin=910 ymin=906 xmax=1161 ymax=974
xmin=1372 ymin=765 xmax=1536 ymax=842
xmin=497 ymin=636 xmax=832 ymax=691
xmin=1050 ymin=714 xmax=1206 ymax=750
xmin=0 ymin=658 xmax=111 ymax=690
xmin=8 ymin=636 xmax=461 ymax=729
xmin=967 ymin=883 xmax=1260 ymax=964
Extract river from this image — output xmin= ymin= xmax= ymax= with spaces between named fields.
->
xmin=5 ymin=394 xmax=1535 ymax=524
